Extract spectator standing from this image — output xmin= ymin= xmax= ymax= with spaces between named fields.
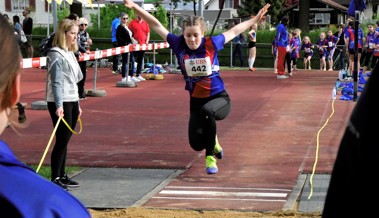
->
xmin=326 ymin=29 xmax=339 ymax=71
xmin=12 ymin=15 xmax=24 ymax=45
xmin=345 ymin=21 xmax=364 ymax=74
xmin=116 ymin=12 xmax=134 ymax=83
xmin=316 ymin=32 xmax=327 ymax=71
xmin=362 ymin=24 xmax=375 ymax=74
xmin=247 ymin=23 xmax=257 ymax=71
xmin=129 ymin=15 xmax=149 ymax=82
xmin=285 ymin=32 xmax=292 ymax=75
xmin=301 ymin=36 xmax=314 ymax=70
xmin=275 ymin=16 xmax=289 ymax=79
xmin=111 ymin=14 xmax=121 ymax=74
xmin=22 ymin=7 xmax=33 ymax=58
xmin=370 ymin=35 xmax=379 ymax=68
xmin=77 ymin=17 xmax=92 ymax=99
xmin=232 ymin=21 xmax=245 ymax=68
xmin=0 ymin=14 xmax=91 ymax=218
xmin=334 ymin=24 xmax=345 ymax=70
xmin=123 ymin=0 xmax=270 ymax=174
xmin=46 ymin=19 xmax=83 ymax=190
xmin=272 ymin=38 xmax=278 ymax=73
xmin=12 ymin=15 xmax=22 ymax=31
xmin=290 ymin=29 xmax=301 ymax=74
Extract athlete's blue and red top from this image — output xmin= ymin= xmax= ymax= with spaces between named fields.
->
xmin=345 ymin=27 xmax=364 ymax=50
xmin=275 ymin=23 xmax=288 ymax=48
xmin=167 ymin=33 xmax=225 ymax=98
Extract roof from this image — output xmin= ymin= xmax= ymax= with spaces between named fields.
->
xmin=321 ymin=0 xmax=348 ymax=11
xmin=332 ymin=0 xmax=350 ymax=6
xmin=284 ymin=0 xmax=347 ymax=12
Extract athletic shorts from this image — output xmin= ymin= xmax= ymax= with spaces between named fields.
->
xmin=348 ymin=48 xmax=362 ymax=54
xmin=248 ymin=41 xmax=256 ymax=48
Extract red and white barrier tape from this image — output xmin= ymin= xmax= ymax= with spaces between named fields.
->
xmin=20 ymin=42 xmax=170 ymax=69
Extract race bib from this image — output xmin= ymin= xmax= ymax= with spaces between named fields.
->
xmin=185 ymin=57 xmax=212 ymax=77
xmin=305 ymin=48 xmax=310 ymax=53
xmin=328 ymin=41 xmax=333 ymax=47
xmin=369 ymin=43 xmax=374 ymax=49
xmin=286 ymin=45 xmax=291 ymax=52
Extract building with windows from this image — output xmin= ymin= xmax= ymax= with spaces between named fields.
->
xmin=284 ymin=0 xmax=348 ymax=28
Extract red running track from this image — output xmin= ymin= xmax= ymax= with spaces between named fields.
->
xmin=3 ymin=67 xmax=355 ymax=211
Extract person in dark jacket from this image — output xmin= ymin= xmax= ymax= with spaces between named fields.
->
xmin=77 ymin=17 xmax=92 ymax=99
xmin=116 ymin=12 xmax=133 ymax=83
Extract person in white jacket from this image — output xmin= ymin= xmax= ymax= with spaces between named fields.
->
xmin=46 ymin=18 xmax=83 ymax=190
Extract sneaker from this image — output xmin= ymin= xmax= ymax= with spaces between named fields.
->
xmin=206 ymin=156 xmax=218 ymax=174
xmin=60 ymin=174 xmax=79 ymax=188
xmin=214 ymin=136 xmax=223 ymax=159
xmin=131 ymin=76 xmax=141 ymax=83
xmin=52 ymin=177 xmax=69 ymax=191
xmin=289 ymin=72 xmax=294 ymax=76
xmin=137 ymin=75 xmax=146 ymax=81
xmin=112 ymin=70 xmax=120 ymax=74
xmin=277 ymin=75 xmax=289 ymax=79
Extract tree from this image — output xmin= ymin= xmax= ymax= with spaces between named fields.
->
xmin=154 ymin=4 xmax=169 ymax=29
xmin=298 ymin=0 xmax=310 ymax=32
xmin=89 ymin=4 xmax=134 ymax=33
xmin=237 ymin=0 xmax=285 ymax=25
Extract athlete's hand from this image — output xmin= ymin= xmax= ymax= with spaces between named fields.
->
xmin=123 ymin=0 xmax=135 ymax=9
xmin=256 ymin=3 xmax=270 ymax=21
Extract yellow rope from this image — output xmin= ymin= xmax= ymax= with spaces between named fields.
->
xmin=307 ymin=98 xmax=335 ymax=200
xmin=36 ymin=117 xmax=82 ymax=173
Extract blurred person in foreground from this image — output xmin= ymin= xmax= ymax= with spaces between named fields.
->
xmin=0 ymin=14 xmax=91 ymax=218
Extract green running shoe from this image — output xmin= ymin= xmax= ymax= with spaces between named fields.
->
xmin=206 ymin=155 xmax=218 ymax=174
xmin=214 ymin=136 xmax=223 ymax=159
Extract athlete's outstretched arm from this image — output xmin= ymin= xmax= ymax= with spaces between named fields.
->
xmin=124 ymin=0 xmax=169 ymax=41
xmin=223 ymin=3 xmax=270 ymax=43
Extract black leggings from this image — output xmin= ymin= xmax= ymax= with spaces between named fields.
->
xmin=188 ymin=91 xmax=231 ymax=156
xmin=48 ymin=101 xmax=79 ymax=180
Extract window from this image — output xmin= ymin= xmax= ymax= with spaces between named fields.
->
xmin=11 ymin=0 xmax=30 ymax=12
xmin=224 ymin=0 xmax=233 ymax=9
xmin=309 ymin=13 xmax=331 ymax=25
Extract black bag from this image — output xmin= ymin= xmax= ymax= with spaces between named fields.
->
xmin=38 ymin=32 xmax=55 ymax=56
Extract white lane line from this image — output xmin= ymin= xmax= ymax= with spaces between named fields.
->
xmin=165 ymin=186 xmax=292 ymax=192
xmin=152 ymin=196 xmax=286 ymax=202
xmin=159 ymin=190 xmax=287 ymax=198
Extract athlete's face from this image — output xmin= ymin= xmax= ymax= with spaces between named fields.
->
xmin=183 ymin=25 xmax=204 ymax=50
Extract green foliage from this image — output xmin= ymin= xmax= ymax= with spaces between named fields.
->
xmin=155 ymin=4 xmax=169 ymax=29
xmin=30 ymin=165 xmax=82 ymax=180
xmin=89 ymin=4 xmax=135 ymax=32
xmin=237 ymin=0 xmax=285 ymax=25
xmin=57 ymin=4 xmax=70 ymax=21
